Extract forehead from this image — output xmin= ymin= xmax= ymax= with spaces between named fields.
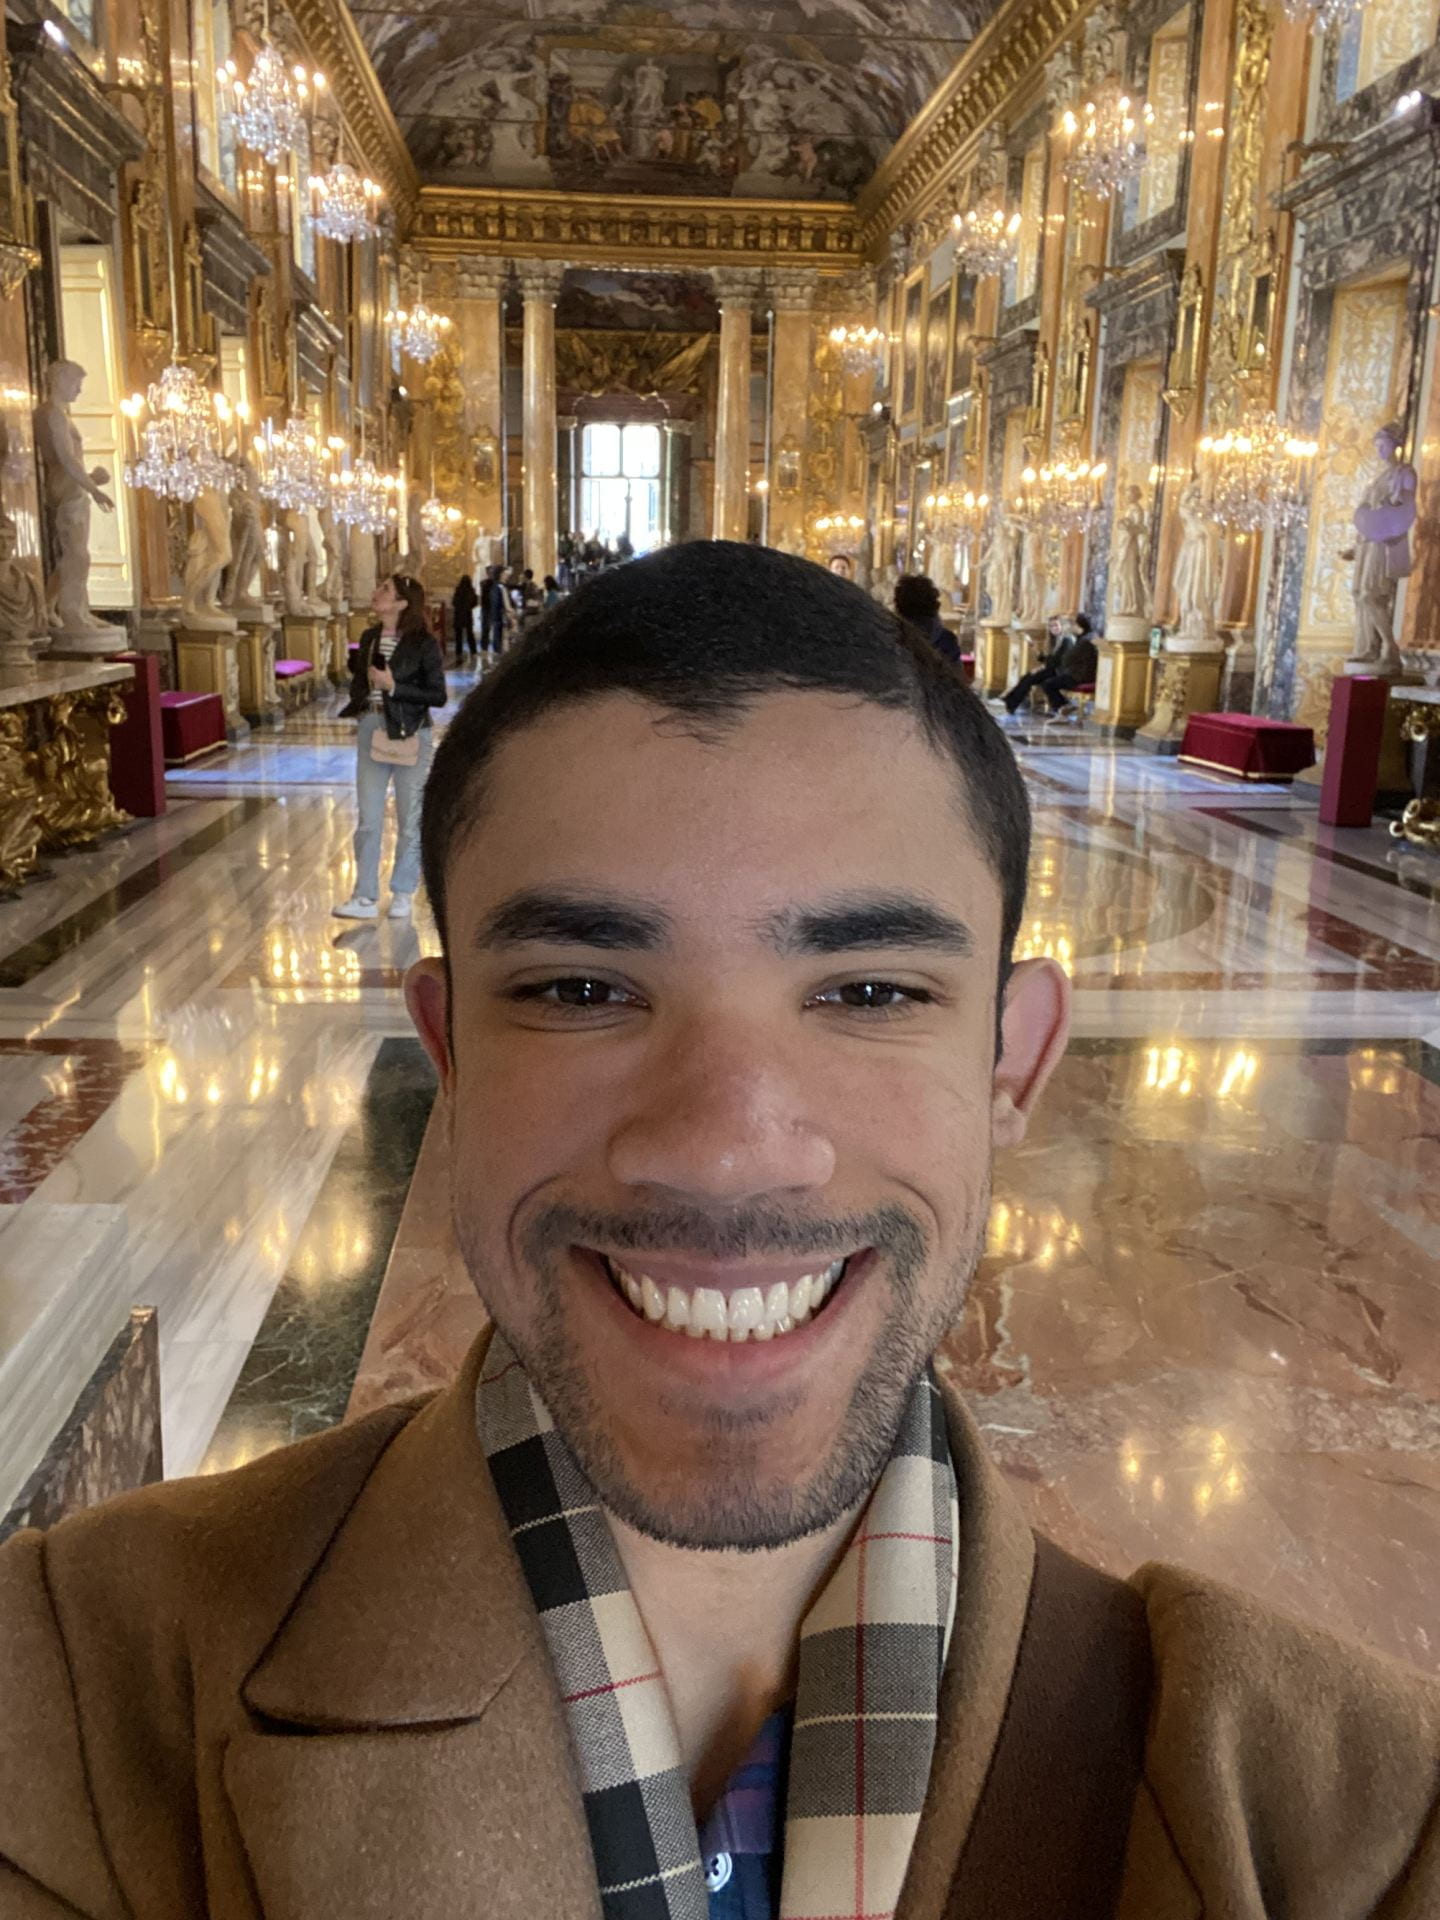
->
xmin=447 ymin=690 xmax=1004 ymax=950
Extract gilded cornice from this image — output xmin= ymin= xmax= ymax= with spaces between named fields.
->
xmin=855 ymin=0 xmax=1094 ymax=255
xmin=413 ymin=186 xmax=863 ymax=275
xmin=282 ymin=0 xmax=418 ymax=226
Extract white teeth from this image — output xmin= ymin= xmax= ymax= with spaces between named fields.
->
xmin=605 ymin=1257 xmax=850 ymax=1343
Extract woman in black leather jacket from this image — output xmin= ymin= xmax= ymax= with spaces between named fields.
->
xmin=333 ymin=573 xmax=448 ymax=922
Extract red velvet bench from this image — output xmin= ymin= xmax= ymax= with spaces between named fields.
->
xmin=1178 ymin=712 xmax=1316 ymax=781
xmin=275 ymin=659 xmax=315 ymax=713
xmin=159 ymin=691 xmax=226 ymax=766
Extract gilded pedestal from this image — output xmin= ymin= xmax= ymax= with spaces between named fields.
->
xmin=35 ymin=688 xmax=131 ymax=852
xmin=1387 ymin=686 xmax=1440 ymax=845
xmin=1095 ymin=638 xmax=1154 ymax=737
xmin=281 ymin=615 xmax=328 ymax=676
xmin=1136 ymin=645 xmax=1225 ymax=754
xmin=979 ymin=622 xmax=1010 ymax=696
xmin=0 ymin=709 xmax=44 ymax=893
xmin=327 ymin=615 xmax=350 ymax=687
xmin=235 ymin=609 xmax=282 ymax=731
xmin=176 ymin=621 xmax=248 ymax=744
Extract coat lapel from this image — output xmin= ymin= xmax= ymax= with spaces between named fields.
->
xmin=226 ymin=1333 xmax=601 ymax=1919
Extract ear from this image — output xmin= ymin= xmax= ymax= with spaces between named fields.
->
xmin=992 ymin=957 xmax=1070 ymax=1149
xmin=404 ymin=956 xmax=455 ymax=1095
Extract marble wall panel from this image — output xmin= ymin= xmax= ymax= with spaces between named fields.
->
xmin=0 ymin=1307 xmax=161 ymax=1541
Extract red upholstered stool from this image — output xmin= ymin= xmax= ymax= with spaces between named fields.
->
xmin=274 ymin=659 xmax=315 ymax=713
xmin=159 ymin=691 xmax=226 ymax=766
xmin=106 ymin=652 xmax=166 ymax=817
xmin=1178 ymin=712 xmax=1316 ymax=780
xmin=1069 ymin=680 xmax=1097 ymax=723
xmin=959 ymin=654 xmax=977 ymax=684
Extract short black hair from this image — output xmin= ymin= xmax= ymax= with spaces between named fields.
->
xmin=894 ymin=573 xmax=941 ymax=622
xmin=1072 ymin=611 xmax=1093 ymax=636
xmin=422 ymin=541 xmax=1030 ymax=967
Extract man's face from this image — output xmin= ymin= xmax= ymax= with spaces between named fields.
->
xmin=408 ymin=691 xmax=1066 ymax=1550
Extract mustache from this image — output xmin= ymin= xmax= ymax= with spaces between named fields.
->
xmin=521 ymin=1199 xmax=929 ymax=1271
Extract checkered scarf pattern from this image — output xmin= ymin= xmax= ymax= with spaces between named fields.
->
xmin=476 ymin=1336 xmax=959 ymax=1920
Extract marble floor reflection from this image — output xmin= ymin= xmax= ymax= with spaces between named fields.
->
xmin=0 ymin=681 xmax=1435 ymax=1671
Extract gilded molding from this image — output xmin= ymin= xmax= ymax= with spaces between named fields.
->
xmin=413 ymin=187 xmax=863 ymax=274
xmin=282 ymin=0 xmax=419 ymax=226
xmin=855 ymin=0 xmax=1093 ymax=254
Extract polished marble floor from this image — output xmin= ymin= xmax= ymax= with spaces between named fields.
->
xmin=1 ymin=671 xmax=1436 ymax=1669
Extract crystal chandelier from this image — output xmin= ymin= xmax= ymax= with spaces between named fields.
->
xmin=1275 ymin=0 xmax=1360 ymax=33
xmin=120 ymin=364 xmax=232 ymax=503
xmin=385 ymin=295 xmax=453 ymax=365
xmin=926 ymin=486 xmax=991 ymax=548
xmin=826 ymin=323 xmax=886 ymax=378
xmin=951 ymin=198 xmax=1022 ymax=278
xmin=220 ymin=41 xmax=321 ymax=169
xmin=1020 ymin=457 xmax=1109 ymax=537
xmin=1061 ymin=77 xmax=1154 ymax=195
xmin=813 ymin=511 xmax=866 ymax=541
xmin=331 ymin=457 xmax=399 ymax=536
xmin=419 ymin=496 xmax=463 ymax=553
xmin=254 ymin=416 xmax=332 ymax=511
xmin=309 ymin=161 xmax=382 ymax=244
xmin=1198 ymin=409 xmax=1318 ymax=534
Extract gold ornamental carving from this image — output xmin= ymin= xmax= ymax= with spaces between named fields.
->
xmin=1206 ymin=0 xmax=1276 ymax=427
xmin=0 ymin=710 xmax=44 ymax=895
xmin=416 ymin=188 xmax=862 ymax=276
xmin=555 ymin=329 xmax=712 ymax=398
xmin=1164 ymin=265 xmax=1204 ymax=421
xmin=35 ymin=690 xmax=131 ymax=853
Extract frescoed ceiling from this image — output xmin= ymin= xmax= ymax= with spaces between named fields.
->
xmin=348 ymin=1 xmax=977 ymax=201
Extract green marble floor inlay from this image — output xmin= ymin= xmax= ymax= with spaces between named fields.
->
xmin=200 ymin=1036 xmax=436 ymax=1474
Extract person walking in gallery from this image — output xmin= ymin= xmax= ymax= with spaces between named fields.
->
xmin=332 ymin=571 xmax=446 ymax=924
xmin=542 ymin=573 xmax=563 ymax=609
xmin=479 ymin=563 xmax=510 ymax=656
xmin=6 ymin=544 xmax=1438 ymax=1919
xmin=894 ymin=570 xmax=960 ymax=664
xmin=1002 ymin=610 xmax=1097 ymax=719
xmin=451 ymin=572 xmax=478 ymax=665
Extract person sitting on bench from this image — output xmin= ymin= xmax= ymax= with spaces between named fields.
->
xmin=1004 ymin=611 xmax=1097 ymax=716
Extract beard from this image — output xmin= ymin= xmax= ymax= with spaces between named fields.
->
xmin=454 ymin=1188 xmax=987 ymax=1553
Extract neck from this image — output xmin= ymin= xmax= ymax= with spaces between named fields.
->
xmin=610 ymin=1503 xmax=860 ymax=1820
xmin=380 ymin=618 xmax=399 ymax=635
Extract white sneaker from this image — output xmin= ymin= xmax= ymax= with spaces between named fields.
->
xmin=333 ymin=896 xmax=378 ymax=920
xmin=388 ymin=893 xmax=413 ymax=919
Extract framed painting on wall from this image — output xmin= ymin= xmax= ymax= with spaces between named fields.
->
xmin=899 ymin=272 xmax=924 ymax=422
xmin=924 ymin=279 xmax=955 ymax=434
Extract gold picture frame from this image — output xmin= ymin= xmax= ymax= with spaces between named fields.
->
xmin=924 ymin=276 xmax=955 ymax=436
xmin=899 ymin=270 xmax=925 ymax=423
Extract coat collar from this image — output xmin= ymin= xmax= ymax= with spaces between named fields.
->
xmin=230 ymin=1334 xmax=1037 ymax=1919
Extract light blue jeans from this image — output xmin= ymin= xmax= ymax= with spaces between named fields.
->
xmin=353 ymin=711 xmax=433 ymax=900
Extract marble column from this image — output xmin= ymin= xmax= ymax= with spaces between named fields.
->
xmin=455 ymin=257 xmax=509 ymax=556
xmin=518 ymin=260 xmax=566 ymax=578
xmin=766 ymin=272 xmax=817 ymax=557
xmin=712 ymin=269 xmax=761 ymax=544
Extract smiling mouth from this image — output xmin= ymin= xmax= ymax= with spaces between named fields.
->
xmin=597 ymin=1254 xmax=852 ymax=1343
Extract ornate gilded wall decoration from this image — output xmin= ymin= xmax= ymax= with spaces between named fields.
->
xmin=1206 ymin=0 xmax=1274 ymax=428
xmin=35 ymin=690 xmax=130 ymax=853
xmin=0 ymin=710 xmax=43 ymax=895
xmin=1163 ymin=264 xmax=1204 ymax=418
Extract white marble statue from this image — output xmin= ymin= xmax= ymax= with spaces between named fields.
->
xmin=1016 ymin=517 xmax=1047 ymax=628
xmin=180 ymin=486 xmax=235 ymax=627
xmin=319 ymin=509 xmax=346 ymax=612
xmin=1173 ymin=480 xmax=1224 ymax=646
xmin=223 ymin=454 xmax=266 ymax=611
xmin=1108 ymin=484 xmax=1149 ymax=620
xmin=0 ymin=512 xmax=51 ymax=665
xmin=34 ymin=359 xmax=114 ymax=639
xmin=1339 ymin=421 xmax=1417 ymax=675
xmin=983 ymin=511 xmax=1020 ymax=628
xmin=281 ymin=507 xmax=325 ymax=617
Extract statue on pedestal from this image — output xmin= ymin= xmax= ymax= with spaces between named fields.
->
xmin=0 ymin=514 xmax=52 ymax=665
xmin=181 ymin=487 xmax=235 ymax=627
xmin=281 ymin=507 xmax=326 ymax=616
xmin=1340 ymin=422 xmax=1417 ymax=676
xmin=33 ymin=360 xmax=114 ymax=639
xmin=1173 ymin=480 xmax=1223 ymax=647
xmin=223 ymin=454 xmax=266 ymax=612
xmin=1016 ymin=517 xmax=1047 ymax=628
xmin=319 ymin=509 xmax=346 ymax=612
xmin=983 ymin=511 xmax=1020 ymax=628
xmin=1108 ymin=484 xmax=1149 ymax=623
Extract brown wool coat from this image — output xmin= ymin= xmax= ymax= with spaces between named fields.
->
xmin=2 ymin=1331 xmax=1439 ymax=1919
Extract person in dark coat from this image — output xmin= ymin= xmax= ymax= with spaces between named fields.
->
xmin=1003 ymin=612 xmax=1099 ymax=717
xmin=451 ymin=574 xmax=479 ymax=664
xmin=479 ymin=565 xmax=510 ymax=655
xmin=895 ymin=572 xmax=961 ymax=665
xmin=333 ymin=572 xmax=448 ymax=922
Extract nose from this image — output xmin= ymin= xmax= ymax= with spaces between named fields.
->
xmin=606 ymin=1013 xmax=836 ymax=1203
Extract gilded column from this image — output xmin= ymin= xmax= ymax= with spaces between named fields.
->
xmin=712 ymin=268 xmax=760 ymax=544
xmin=518 ymin=259 xmax=566 ymax=578
xmin=766 ymin=271 xmax=817 ymax=557
xmin=456 ymin=257 xmax=509 ymax=563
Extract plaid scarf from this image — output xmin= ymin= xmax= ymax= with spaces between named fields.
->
xmin=476 ymin=1335 xmax=959 ymax=1920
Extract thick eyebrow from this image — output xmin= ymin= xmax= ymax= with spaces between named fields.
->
xmin=763 ymin=893 xmax=975 ymax=957
xmin=473 ymin=888 xmax=672 ymax=952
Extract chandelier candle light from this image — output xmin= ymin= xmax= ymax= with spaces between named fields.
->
xmin=221 ymin=41 xmax=323 ymax=168
xmin=385 ymin=287 xmax=454 ymax=365
xmin=309 ymin=161 xmax=382 ymax=244
xmin=254 ymin=416 xmax=332 ymax=512
xmin=951 ymin=198 xmax=1022 ymax=278
xmin=331 ymin=454 xmax=400 ymax=536
xmin=827 ymin=323 xmax=887 ymax=379
xmin=1277 ymin=0 xmax=1362 ymax=34
xmin=1061 ymin=77 xmax=1153 ymax=195
xmin=419 ymin=496 xmax=463 ymax=553
xmin=1020 ymin=458 xmax=1108 ymax=537
xmin=1198 ymin=410 xmax=1318 ymax=534
xmin=120 ymin=366 xmax=233 ymax=503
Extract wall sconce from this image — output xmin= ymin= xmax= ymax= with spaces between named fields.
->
xmin=775 ymin=436 xmax=803 ymax=499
